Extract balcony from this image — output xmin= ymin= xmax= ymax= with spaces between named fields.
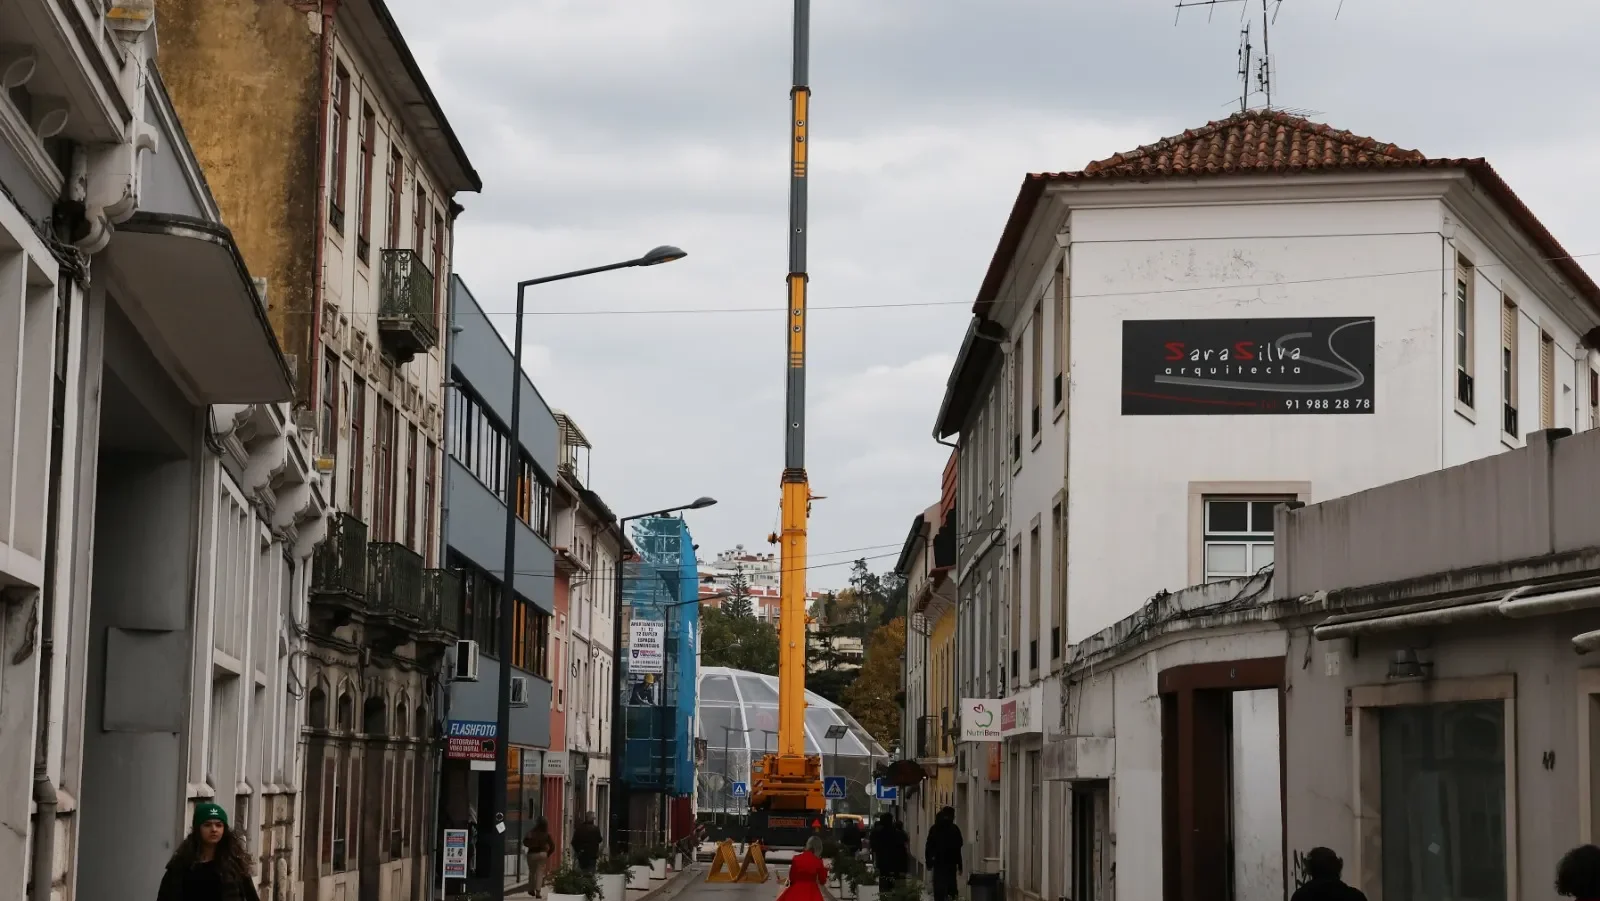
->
xmin=377 ymin=249 xmax=438 ymax=364
xmin=368 ymin=541 xmax=426 ymax=622
xmin=310 ymin=513 xmax=367 ymax=624
xmin=425 ymin=567 xmax=463 ymax=637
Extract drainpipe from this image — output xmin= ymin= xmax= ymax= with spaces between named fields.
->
xmin=307 ymin=0 xmax=338 ymax=416
xmin=1312 ymin=584 xmax=1600 ymax=641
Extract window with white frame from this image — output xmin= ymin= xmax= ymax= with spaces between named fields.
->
xmin=1202 ymin=498 xmax=1286 ymax=582
xmin=1455 ymin=256 xmax=1475 ymax=409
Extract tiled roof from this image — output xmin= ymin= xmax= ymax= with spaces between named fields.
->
xmin=968 ymin=109 xmax=1600 ymax=316
xmin=1071 ymin=109 xmax=1427 ymax=178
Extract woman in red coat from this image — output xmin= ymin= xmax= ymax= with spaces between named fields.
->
xmin=779 ymin=838 xmax=829 ymax=901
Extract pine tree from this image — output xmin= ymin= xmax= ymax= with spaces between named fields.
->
xmin=722 ymin=565 xmax=755 ymax=618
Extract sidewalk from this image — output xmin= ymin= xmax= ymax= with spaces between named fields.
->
xmin=507 ymin=863 xmax=701 ymax=901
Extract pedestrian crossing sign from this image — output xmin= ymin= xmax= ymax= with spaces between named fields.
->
xmin=731 ymin=781 xmax=749 ymax=799
xmin=823 ymin=776 xmax=847 ymax=800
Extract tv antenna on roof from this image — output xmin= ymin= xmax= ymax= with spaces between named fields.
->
xmin=1176 ymin=0 xmax=1285 ymax=111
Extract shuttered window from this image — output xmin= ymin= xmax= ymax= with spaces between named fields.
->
xmin=1538 ymin=333 xmax=1555 ymax=429
xmin=1591 ymin=368 xmax=1599 ymax=430
xmin=1500 ymin=300 xmax=1517 ymax=436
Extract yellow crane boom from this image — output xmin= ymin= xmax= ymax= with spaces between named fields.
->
xmin=748 ymin=0 xmax=825 ymax=846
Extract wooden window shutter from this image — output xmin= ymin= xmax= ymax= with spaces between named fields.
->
xmin=1540 ymin=333 xmax=1555 ymax=429
xmin=1501 ymin=302 xmax=1516 ymax=353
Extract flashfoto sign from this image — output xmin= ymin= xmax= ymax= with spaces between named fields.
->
xmin=1121 ymin=317 xmax=1376 ymax=415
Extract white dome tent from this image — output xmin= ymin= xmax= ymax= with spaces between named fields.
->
xmin=696 ymin=666 xmax=889 ymax=816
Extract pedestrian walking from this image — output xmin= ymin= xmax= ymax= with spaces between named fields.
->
xmin=925 ymin=806 xmax=963 ymax=901
xmin=1289 ymin=847 xmax=1366 ymax=901
xmin=523 ymin=817 xmax=556 ymax=899
xmin=839 ymin=817 xmax=864 ymax=860
xmin=571 ymin=812 xmax=603 ymax=874
xmin=869 ymin=813 xmax=906 ymax=892
xmin=778 ymin=837 xmax=830 ymax=901
xmin=156 ymin=802 xmax=261 ymax=901
xmin=1557 ymin=844 xmax=1600 ymax=899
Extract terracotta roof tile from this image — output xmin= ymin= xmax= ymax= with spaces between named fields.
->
xmin=1067 ymin=109 xmax=1427 ymax=179
xmin=965 ymin=109 xmax=1600 ymax=319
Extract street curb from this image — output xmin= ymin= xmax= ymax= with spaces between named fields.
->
xmin=641 ymin=864 xmax=700 ymax=901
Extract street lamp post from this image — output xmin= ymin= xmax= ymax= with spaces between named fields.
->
xmin=606 ymin=498 xmax=717 ymax=855
xmin=489 ymin=245 xmax=687 ymax=900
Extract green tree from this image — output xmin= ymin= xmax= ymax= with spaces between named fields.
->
xmin=841 ymin=616 xmax=906 ymax=748
xmin=721 ymin=566 xmax=754 ymax=618
xmin=699 ymin=605 xmax=779 ymax=675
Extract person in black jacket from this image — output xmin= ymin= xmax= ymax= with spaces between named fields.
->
xmin=571 ymin=812 xmax=604 ymax=873
xmin=1290 ymin=847 xmax=1366 ymax=901
xmin=156 ymin=803 xmax=260 ymax=901
xmin=925 ymin=807 xmax=964 ymax=901
xmin=869 ymin=814 xmax=904 ymax=891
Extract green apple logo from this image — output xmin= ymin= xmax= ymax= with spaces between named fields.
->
xmin=972 ymin=705 xmax=993 ymax=729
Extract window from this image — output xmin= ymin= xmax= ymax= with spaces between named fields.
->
xmin=349 ymin=376 xmax=366 ymax=515
xmin=1009 ymin=542 xmax=1021 ymax=685
xmin=1380 ymin=701 xmax=1507 ymax=900
xmin=1202 ymin=498 xmax=1283 ymax=582
xmin=1011 ymin=341 xmax=1023 ymax=461
xmin=1540 ymin=331 xmax=1556 ymax=430
xmin=331 ymin=753 xmax=348 ymax=870
xmin=356 ymin=103 xmax=376 ymax=261
xmin=1500 ymin=299 xmax=1518 ymax=437
xmin=1455 ymin=256 xmax=1475 ymax=408
xmin=374 ymin=401 xmax=395 ymax=540
xmin=414 ymin=185 xmax=427 ymax=252
xmin=424 ymin=440 xmax=437 ymax=565
xmin=1028 ymin=525 xmax=1040 ymax=673
xmin=1030 ymin=301 xmax=1043 ymax=438
xmin=433 ymin=210 xmax=446 ymax=319
xmin=323 ymin=756 xmax=341 ymax=870
xmin=973 ymin=410 xmax=986 ymax=511
xmin=386 ymin=148 xmax=403 ymax=248
xmin=1051 ymin=502 xmax=1064 ymax=660
xmin=320 ymin=351 xmax=339 ymax=497
xmin=1591 ymin=368 xmax=1599 ymax=430
xmin=328 ymin=65 xmax=350 ymax=232
xmin=404 ymin=424 xmax=418 ymax=550
xmin=1053 ymin=270 xmax=1067 ymax=408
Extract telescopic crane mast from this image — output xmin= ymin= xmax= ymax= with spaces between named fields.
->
xmin=750 ymin=0 xmax=825 ymax=843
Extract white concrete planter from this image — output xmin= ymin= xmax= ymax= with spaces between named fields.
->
xmin=550 ymin=892 xmax=587 ymax=901
xmin=673 ymin=852 xmax=684 ymax=871
xmin=629 ymin=865 xmax=652 ymax=885
xmin=649 ymin=859 xmax=667 ymax=880
xmin=598 ymin=873 xmax=627 ymax=901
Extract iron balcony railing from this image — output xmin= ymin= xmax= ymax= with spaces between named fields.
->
xmin=368 ymin=541 xmax=426 ymax=621
xmin=425 ymin=567 xmax=464 ymax=635
xmin=377 ymin=249 xmax=439 ymax=356
xmin=311 ymin=512 xmax=368 ymax=600
xmin=916 ymin=715 xmax=937 ymax=759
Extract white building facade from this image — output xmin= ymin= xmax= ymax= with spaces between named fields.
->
xmin=553 ymin=412 xmax=620 ymax=848
xmin=0 ymin=4 xmax=320 ymax=901
xmin=938 ymin=109 xmax=1600 ymax=901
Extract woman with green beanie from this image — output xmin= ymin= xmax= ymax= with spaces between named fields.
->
xmin=156 ymin=802 xmax=260 ymax=901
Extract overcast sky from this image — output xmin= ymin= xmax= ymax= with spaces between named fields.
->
xmin=388 ymin=0 xmax=1600 ymax=589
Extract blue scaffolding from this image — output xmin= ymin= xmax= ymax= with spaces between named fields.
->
xmin=620 ymin=515 xmax=699 ymax=796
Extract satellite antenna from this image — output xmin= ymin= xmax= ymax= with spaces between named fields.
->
xmin=1176 ymin=0 xmax=1287 ymax=111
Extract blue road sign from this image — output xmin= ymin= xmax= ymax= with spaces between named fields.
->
xmin=730 ymin=782 xmax=749 ymax=799
xmin=873 ymin=779 xmax=898 ymax=801
xmin=823 ymin=776 xmax=847 ymax=800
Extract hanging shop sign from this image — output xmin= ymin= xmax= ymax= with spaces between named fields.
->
xmin=629 ymin=621 xmax=666 ymax=674
xmin=1121 ymin=317 xmax=1376 ymax=415
xmin=960 ymin=698 xmax=1004 ymax=742
xmin=446 ymin=720 xmax=497 ymax=762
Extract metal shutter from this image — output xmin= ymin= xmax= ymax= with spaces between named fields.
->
xmin=1540 ymin=333 xmax=1555 ymax=429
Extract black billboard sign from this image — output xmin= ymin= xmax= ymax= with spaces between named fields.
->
xmin=1121 ymin=317 xmax=1375 ymax=415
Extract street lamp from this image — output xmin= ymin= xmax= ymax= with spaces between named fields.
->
xmin=490 ymin=246 xmax=686 ymax=899
xmin=606 ymin=497 xmax=718 ymax=855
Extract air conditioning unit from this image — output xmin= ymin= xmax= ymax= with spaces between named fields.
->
xmin=453 ymin=640 xmax=480 ymax=682
xmin=510 ymin=676 xmax=529 ymax=707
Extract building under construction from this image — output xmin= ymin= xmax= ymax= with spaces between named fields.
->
xmin=620 ymin=515 xmax=702 ymax=845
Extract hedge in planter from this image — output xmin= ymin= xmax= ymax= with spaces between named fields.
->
xmin=550 ymin=866 xmax=601 ymax=901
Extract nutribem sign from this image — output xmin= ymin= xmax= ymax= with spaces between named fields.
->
xmin=1121 ymin=316 xmax=1376 ymax=415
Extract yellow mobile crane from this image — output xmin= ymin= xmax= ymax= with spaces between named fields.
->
xmin=748 ymin=0 xmax=826 ymax=849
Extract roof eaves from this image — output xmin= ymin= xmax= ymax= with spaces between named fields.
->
xmin=970 ymin=174 xmax=1051 ymax=318
xmin=893 ymin=513 xmax=928 ymax=578
xmin=933 ymin=318 xmax=1003 ymax=439
xmin=361 ymin=0 xmax=482 ymax=194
